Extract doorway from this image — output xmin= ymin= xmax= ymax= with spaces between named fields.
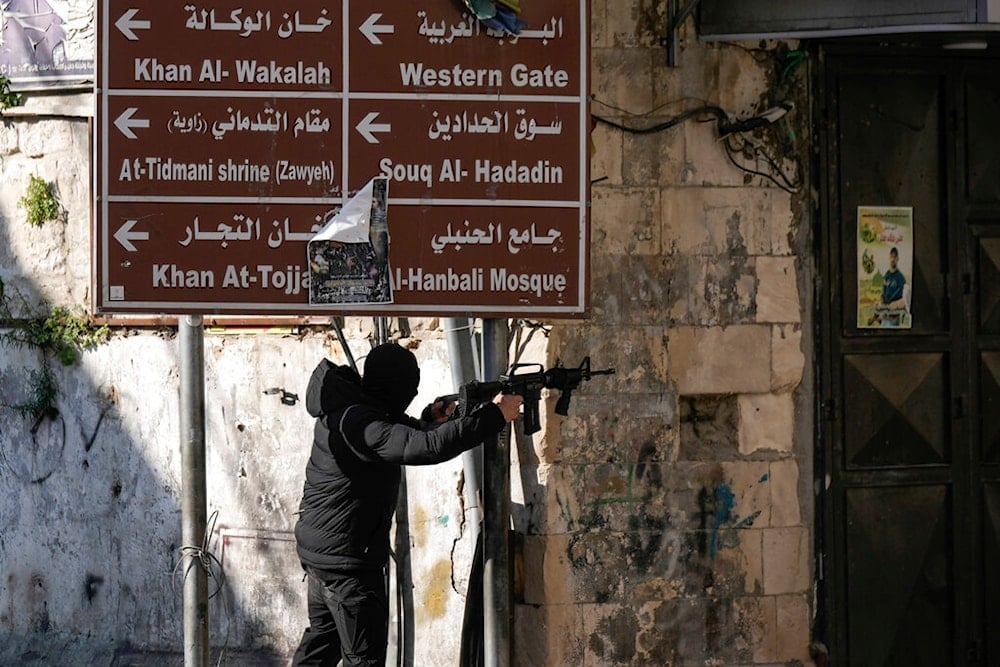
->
xmin=818 ymin=44 xmax=1000 ymax=665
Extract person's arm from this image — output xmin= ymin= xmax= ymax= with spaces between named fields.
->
xmin=346 ymin=394 xmax=521 ymax=465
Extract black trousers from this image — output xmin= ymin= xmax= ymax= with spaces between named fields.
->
xmin=291 ymin=568 xmax=389 ymax=667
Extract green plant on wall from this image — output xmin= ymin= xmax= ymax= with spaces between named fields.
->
xmin=15 ymin=366 xmax=57 ymax=423
xmin=18 ymin=174 xmax=62 ymax=227
xmin=0 ymin=277 xmax=110 ymax=421
xmin=0 ymin=73 xmax=22 ymax=110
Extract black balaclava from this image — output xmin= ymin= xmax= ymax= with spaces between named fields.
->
xmin=362 ymin=343 xmax=420 ymax=415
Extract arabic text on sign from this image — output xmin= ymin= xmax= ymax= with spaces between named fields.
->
xmin=183 ymin=6 xmax=333 ymax=38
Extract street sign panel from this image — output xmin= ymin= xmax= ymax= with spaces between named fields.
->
xmin=96 ymin=0 xmax=589 ymax=316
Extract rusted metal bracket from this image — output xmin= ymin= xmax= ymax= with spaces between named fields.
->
xmin=663 ymin=0 xmax=702 ymax=66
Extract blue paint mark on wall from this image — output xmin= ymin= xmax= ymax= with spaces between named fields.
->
xmin=708 ymin=483 xmax=762 ymax=558
xmin=709 ymin=484 xmax=736 ymax=558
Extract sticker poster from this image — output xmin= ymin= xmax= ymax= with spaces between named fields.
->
xmin=857 ymin=205 xmax=913 ymax=329
xmin=308 ymin=176 xmax=392 ymax=305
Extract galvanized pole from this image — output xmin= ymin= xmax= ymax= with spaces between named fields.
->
xmin=179 ymin=315 xmax=209 ymax=667
xmin=445 ymin=317 xmax=483 ymax=542
xmin=481 ymin=318 xmax=510 ymax=667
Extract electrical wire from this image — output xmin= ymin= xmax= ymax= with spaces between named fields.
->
xmin=592 ymin=103 xmax=729 ymax=135
xmin=722 ymin=133 xmax=802 ymax=194
xmin=508 ymin=319 xmax=551 ymax=365
xmin=590 ymin=94 xmax=802 ymax=195
xmin=172 ymin=509 xmax=232 ymax=666
xmin=591 ymin=94 xmax=720 ymax=118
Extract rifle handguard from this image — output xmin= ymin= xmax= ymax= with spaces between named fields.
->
xmin=453 ymin=357 xmax=615 ymax=435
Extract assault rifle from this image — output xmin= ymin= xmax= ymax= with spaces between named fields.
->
xmin=452 ymin=356 xmax=615 ymax=435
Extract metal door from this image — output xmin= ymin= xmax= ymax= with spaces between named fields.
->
xmin=819 ymin=46 xmax=1000 ymax=665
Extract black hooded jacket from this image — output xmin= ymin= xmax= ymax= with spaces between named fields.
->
xmin=294 ymin=358 xmax=506 ymax=573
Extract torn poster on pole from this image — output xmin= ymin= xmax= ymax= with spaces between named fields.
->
xmin=307 ymin=176 xmax=392 ymax=305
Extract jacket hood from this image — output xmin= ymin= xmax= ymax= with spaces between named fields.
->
xmin=305 ymin=359 xmax=363 ymax=418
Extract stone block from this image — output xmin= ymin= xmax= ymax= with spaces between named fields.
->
xmin=601 ymin=1 xmax=665 ymax=48
xmin=592 ymin=48 xmax=654 ymax=117
xmin=662 ymin=256 xmax=705 ymax=324
xmin=679 ymin=394 xmax=740 ymax=461
xmin=775 ymin=593 xmax=812 ymax=663
xmin=734 ymin=595 xmax=778 ymax=663
xmin=555 ymin=392 xmax=675 ymax=465
xmin=667 ymin=192 xmax=736 ymax=256
xmin=622 ymin=128 xmax=686 ymax=186
xmin=652 ymin=41 xmax=721 ymax=110
xmin=756 ymin=256 xmax=801 ymax=323
xmin=664 ymin=186 xmax=793 ymax=257
xmin=580 ymin=601 xmax=728 ymax=665
xmin=768 ymin=459 xmax=801 ymax=527
xmin=738 ymin=393 xmax=794 ymax=454
xmin=581 ymin=603 xmax=641 ymax=665
xmin=612 ymin=596 xmax=756 ymax=664
xmin=589 ymin=252 xmax=625 ymax=323
xmin=591 ymin=186 xmax=660 ymax=256
xmin=514 ymin=602 xmax=586 ymax=667
xmin=682 ymin=120 xmax=747 ymax=187
xmin=668 ymin=326 xmax=771 ymax=394
xmin=566 ymin=530 xmax=627 ymax=603
xmin=590 ymin=123 xmax=623 ymax=187
xmin=0 ymin=121 xmax=17 ymax=155
xmin=771 ymin=324 xmax=804 ymax=391
xmin=768 ymin=189 xmax=796 ymax=256
xmin=517 ymin=460 xmax=715 ymax=541
xmin=762 ymin=527 xmax=810 ymax=595
xmin=719 ymin=461 xmax=771 ymax=529
xmin=717 ymin=45 xmax=771 ymax=115
xmin=522 ymin=534 xmax=574 ymax=605
xmin=657 ymin=255 xmax=755 ymax=326
xmin=620 ymin=255 xmax=673 ymax=324
xmin=590 ymin=0 xmax=612 ymax=49
xmin=576 ymin=463 xmax=677 ymax=534
xmin=18 ymin=118 xmax=77 ymax=158
xmin=736 ymin=529 xmax=764 ymax=595
xmin=551 ymin=323 xmax=665 ymax=394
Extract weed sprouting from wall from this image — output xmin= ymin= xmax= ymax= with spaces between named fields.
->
xmin=18 ymin=174 xmax=63 ymax=227
xmin=0 ymin=277 xmax=110 ymax=421
xmin=0 ymin=73 xmax=22 ymax=110
xmin=15 ymin=365 xmax=57 ymax=423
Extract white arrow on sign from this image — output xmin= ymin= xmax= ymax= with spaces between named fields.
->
xmin=115 ymin=8 xmax=151 ymax=41
xmin=114 ymin=107 xmax=150 ymax=139
xmin=114 ymin=219 xmax=149 ymax=252
xmin=360 ymin=13 xmax=394 ymax=45
xmin=356 ymin=112 xmax=391 ymax=144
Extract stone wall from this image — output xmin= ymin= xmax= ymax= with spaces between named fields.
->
xmin=509 ymin=2 xmax=814 ymax=664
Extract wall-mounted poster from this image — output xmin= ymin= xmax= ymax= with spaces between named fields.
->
xmin=857 ymin=205 xmax=913 ymax=329
xmin=1 ymin=0 xmax=94 ymax=90
xmin=307 ymin=177 xmax=392 ymax=305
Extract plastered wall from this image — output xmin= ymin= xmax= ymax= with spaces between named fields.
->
xmin=1 ymin=2 xmax=815 ymax=665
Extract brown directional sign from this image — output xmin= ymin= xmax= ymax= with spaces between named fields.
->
xmin=95 ymin=0 xmax=589 ymax=316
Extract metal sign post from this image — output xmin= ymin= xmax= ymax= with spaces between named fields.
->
xmin=481 ymin=318 xmax=510 ymax=667
xmin=179 ymin=315 xmax=208 ymax=666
